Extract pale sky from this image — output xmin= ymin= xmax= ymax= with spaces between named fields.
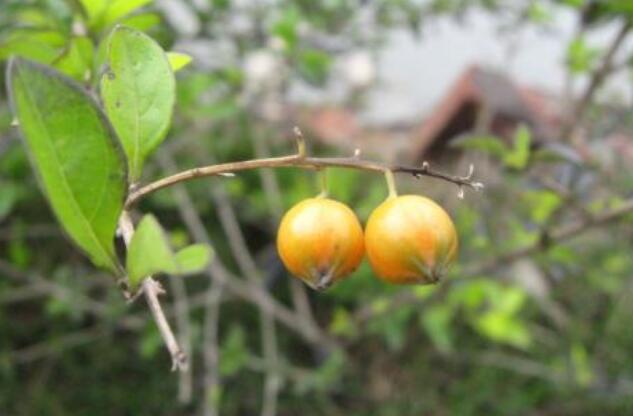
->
xmin=363 ymin=8 xmax=633 ymax=124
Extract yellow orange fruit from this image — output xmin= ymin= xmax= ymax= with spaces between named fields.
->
xmin=365 ymin=195 xmax=458 ymax=284
xmin=276 ymin=197 xmax=364 ymax=290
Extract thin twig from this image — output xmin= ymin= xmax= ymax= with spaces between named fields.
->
xmin=168 ymin=274 xmax=193 ymax=403
xmin=150 ymin=154 xmax=227 ymax=414
xmin=118 ymin=212 xmax=188 ymax=371
xmin=209 ymin=178 xmax=282 ymax=416
xmin=560 ymin=20 xmax=631 ymax=141
xmin=126 ymin=134 xmax=483 ymax=208
xmin=470 ymin=196 xmax=633 ymax=275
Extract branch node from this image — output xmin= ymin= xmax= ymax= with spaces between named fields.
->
xmin=171 ymin=349 xmax=189 ymax=372
xmin=293 ymin=126 xmax=307 ymax=158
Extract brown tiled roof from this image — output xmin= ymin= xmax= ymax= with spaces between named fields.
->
xmin=411 ymin=65 xmax=562 ymax=158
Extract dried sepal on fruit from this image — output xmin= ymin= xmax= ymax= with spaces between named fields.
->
xmin=276 ymin=197 xmax=364 ymax=290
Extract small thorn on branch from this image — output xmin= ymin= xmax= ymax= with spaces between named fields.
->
xmin=471 ymin=182 xmax=485 ymax=191
xmin=466 ymin=164 xmax=474 ymax=179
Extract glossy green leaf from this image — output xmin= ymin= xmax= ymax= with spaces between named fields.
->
xmin=53 ymin=37 xmax=95 ymax=81
xmin=103 ymin=0 xmax=153 ymax=27
xmin=120 ymin=12 xmax=161 ymax=31
xmin=126 ymin=215 xmax=176 ymax=287
xmin=174 ymin=244 xmax=212 ymax=275
xmin=81 ymin=0 xmax=153 ymax=30
xmin=126 ymin=215 xmax=212 ymax=288
xmin=7 ymin=58 xmax=127 ymax=274
xmin=79 ymin=0 xmax=108 ymax=21
xmin=0 ymin=35 xmax=60 ymax=63
xmin=101 ymin=25 xmax=175 ymax=182
xmin=167 ymin=52 xmax=193 ymax=72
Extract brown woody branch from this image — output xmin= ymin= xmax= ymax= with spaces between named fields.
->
xmin=118 ymin=211 xmax=188 ymax=371
xmin=125 ymin=129 xmax=484 ymax=208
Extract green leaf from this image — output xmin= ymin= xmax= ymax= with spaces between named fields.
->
xmin=450 ymin=134 xmax=508 ymax=159
xmin=81 ymin=0 xmax=153 ymax=30
xmin=298 ymin=49 xmax=332 ymax=86
xmin=126 ymin=215 xmax=177 ymax=287
xmin=503 ymin=125 xmax=531 ymax=169
xmin=167 ymin=52 xmax=193 ymax=72
xmin=7 ymin=58 xmax=127 ymax=274
xmin=126 ymin=215 xmax=212 ymax=287
xmin=421 ymin=305 xmax=454 ymax=353
xmin=527 ymin=2 xmax=552 ymax=24
xmin=571 ymin=342 xmax=594 ymax=387
xmin=329 ymin=307 xmax=357 ymax=337
xmin=79 ymin=0 xmax=109 ymax=21
xmin=53 ymin=37 xmax=95 ymax=81
xmin=271 ymin=8 xmax=300 ymax=50
xmin=0 ymin=181 xmax=19 ymax=221
xmin=474 ymin=311 xmax=532 ymax=348
xmin=120 ymin=12 xmax=161 ymax=31
xmin=0 ymin=35 xmax=60 ymax=63
xmin=103 ymin=0 xmax=154 ymax=28
xmin=219 ymin=325 xmax=249 ymax=377
xmin=174 ymin=244 xmax=212 ymax=275
xmin=566 ymin=36 xmax=599 ymax=75
xmin=101 ymin=25 xmax=175 ymax=182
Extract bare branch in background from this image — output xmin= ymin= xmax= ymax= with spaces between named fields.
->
xmin=208 ymin=182 xmax=282 ymax=416
xmin=168 ymin=274 xmax=193 ymax=403
xmin=560 ymin=20 xmax=631 ymax=142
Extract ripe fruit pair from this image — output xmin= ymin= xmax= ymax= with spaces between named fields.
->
xmin=276 ymin=193 xmax=458 ymax=290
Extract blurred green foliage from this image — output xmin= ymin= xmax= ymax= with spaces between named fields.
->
xmin=1 ymin=0 xmax=633 ymax=415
